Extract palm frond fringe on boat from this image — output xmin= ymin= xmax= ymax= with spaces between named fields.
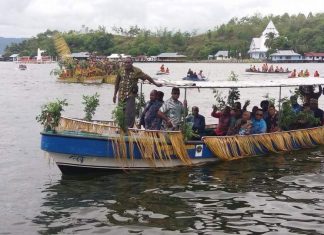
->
xmin=202 ymin=126 xmax=324 ymax=160
xmin=128 ymin=129 xmax=192 ymax=166
xmin=57 ymin=117 xmax=324 ymax=164
xmin=57 ymin=117 xmax=119 ymax=135
xmin=53 ymin=34 xmax=72 ymax=60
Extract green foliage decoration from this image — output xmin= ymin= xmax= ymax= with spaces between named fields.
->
xmin=181 ymin=106 xmax=198 ymax=141
xmin=278 ymin=101 xmax=297 ymax=130
xmin=295 ymin=110 xmax=320 ymax=127
xmin=36 ymin=99 xmax=68 ymax=131
xmin=135 ymin=92 xmax=146 ymax=118
xmin=227 ymin=71 xmax=240 ymax=107
xmin=279 ymin=100 xmax=320 ymax=130
xmin=112 ymin=102 xmax=126 ymax=132
xmin=82 ymin=93 xmax=100 ymax=121
xmin=181 ymin=122 xmax=199 ymax=142
xmin=79 ymin=60 xmax=88 ymax=69
xmin=212 ymin=89 xmax=226 ymax=110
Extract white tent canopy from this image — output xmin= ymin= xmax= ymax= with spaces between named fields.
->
xmin=155 ymin=77 xmax=324 ymax=88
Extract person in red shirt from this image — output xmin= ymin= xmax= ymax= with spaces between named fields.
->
xmin=211 ymin=106 xmax=231 ymax=136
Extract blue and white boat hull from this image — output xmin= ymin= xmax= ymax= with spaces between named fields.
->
xmin=48 ymin=152 xmax=218 ymax=174
xmin=41 ymin=131 xmax=218 ymax=174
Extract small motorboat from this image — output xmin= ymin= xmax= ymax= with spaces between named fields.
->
xmin=19 ymin=64 xmax=27 ymax=70
xmin=183 ymin=76 xmax=208 ymax=81
xmin=156 ymin=71 xmax=169 ymax=75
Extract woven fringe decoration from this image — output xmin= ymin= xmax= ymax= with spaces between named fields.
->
xmin=268 ymin=132 xmax=288 ymax=151
xmin=53 ymin=34 xmax=72 ymax=60
xmin=203 ymin=126 xmax=324 ymax=161
xmin=57 ymin=117 xmax=119 ymax=135
xmin=128 ymin=129 xmax=191 ymax=166
xmin=111 ymin=131 xmax=129 ymax=167
xmin=307 ymin=127 xmax=324 ymax=144
xmin=168 ymin=132 xmax=193 ymax=165
xmin=129 ymin=130 xmax=158 ymax=167
xmin=152 ymin=131 xmax=172 ymax=162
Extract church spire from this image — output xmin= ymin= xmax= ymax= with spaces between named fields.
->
xmin=262 ymin=20 xmax=279 ymax=37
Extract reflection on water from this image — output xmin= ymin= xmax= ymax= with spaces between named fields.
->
xmin=34 ymin=148 xmax=324 ymax=234
xmin=33 ymin=171 xmax=196 ymax=234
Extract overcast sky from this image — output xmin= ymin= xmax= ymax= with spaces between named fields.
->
xmin=1 ymin=0 xmax=323 ymax=38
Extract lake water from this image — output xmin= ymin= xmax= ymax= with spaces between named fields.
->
xmin=0 ymin=62 xmax=324 ymax=234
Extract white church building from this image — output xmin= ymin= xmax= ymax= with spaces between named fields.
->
xmin=248 ymin=21 xmax=279 ymax=59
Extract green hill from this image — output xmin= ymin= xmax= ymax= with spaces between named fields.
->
xmin=4 ymin=13 xmax=324 ymax=59
xmin=0 ymin=37 xmax=26 ymax=54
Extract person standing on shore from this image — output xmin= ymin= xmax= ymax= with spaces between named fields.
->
xmin=113 ymin=57 xmax=162 ymax=128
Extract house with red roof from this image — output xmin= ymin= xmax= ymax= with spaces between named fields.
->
xmin=304 ymin=52 xmax=324 ymax=62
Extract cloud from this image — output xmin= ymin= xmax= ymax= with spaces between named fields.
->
xmin=0 ymin=0 xmax=323 ymax=37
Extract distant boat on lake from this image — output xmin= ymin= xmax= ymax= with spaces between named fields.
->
xmin=18 ymin=64 xmax=27 ymax=70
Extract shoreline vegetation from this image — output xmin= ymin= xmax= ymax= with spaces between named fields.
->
xmin=3 ymin=13 xmax=324 ymax=61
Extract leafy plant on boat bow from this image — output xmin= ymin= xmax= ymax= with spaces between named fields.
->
xmin=181 ymin=121 xmax=199 ymax=141
xmin=36 ymin=99 xmax=68 ymax=131
xmin=135 ymin=92 xmax=146 ymax=118
xmin=227 ymin=71 xmax=240 ymax=107
xmin=212 ymin=89 xmax=226 ymax=110
xmin=213 ymin=71 xmax=240 ymax=109
xmin=112 ymin=102 xmax=126 ymax=132
xmin=82 ymin=93 xmax=100 ymax=121
xmin=279 ymin=100 xmax=320 ymax=130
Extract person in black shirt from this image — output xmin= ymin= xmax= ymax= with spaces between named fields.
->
xmin=186 ymin=106 xmax=206 ymax=139
xmin=299 ymin=85 xmax=322 ymax=104
xmin=310 ymin=98 xmax=324 ymax=125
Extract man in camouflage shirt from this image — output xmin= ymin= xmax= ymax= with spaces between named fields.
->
xmin=113 ymin=57 xmax=162 ymax=128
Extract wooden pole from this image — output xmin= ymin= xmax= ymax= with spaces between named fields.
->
xmin=278 ymin=86 xmax=282 ymax=112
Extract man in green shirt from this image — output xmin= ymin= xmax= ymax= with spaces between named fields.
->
xmin=113 ymin=57 xmax=162 ymax=128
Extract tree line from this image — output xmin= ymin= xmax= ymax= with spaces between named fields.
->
xmin=4 ymin=12 xmax=324 ymax=59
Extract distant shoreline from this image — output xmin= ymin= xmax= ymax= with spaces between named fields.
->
xmin=1 ymin=60 xmax=323 ymax=64
xmin=135 ymin=60 xmax=324 ymax=64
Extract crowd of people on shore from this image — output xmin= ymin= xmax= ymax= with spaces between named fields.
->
xmin=113 ymin=58 xmax=324 ymax=139
xmin=247 ymin=64 xmax=289 ymax=73
xmin=289 ymin=69 xmax=320 ymax=78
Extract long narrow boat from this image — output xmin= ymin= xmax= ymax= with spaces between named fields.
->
xmin=41 ymin=117 xmax=217 ymax=174
xmin=40 ymin=77 xmax=324 ymax=174
xmin=57 ymin=74 xmax=116 ymax=84
xmin=245 ymin=69 xmax=291 ymax=74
